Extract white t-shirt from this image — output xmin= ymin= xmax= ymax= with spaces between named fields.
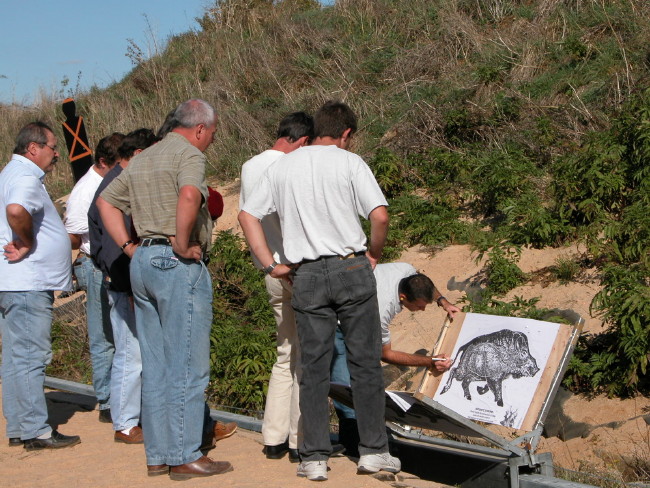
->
xmin=375 ymin=263 xmax=417 ymax=345
xmin=65 ymin=166 xmax=103 ymax=255
xmin=239 ymin=149 xmax=286 ymax=268
xmin=242 ymin=145 xmax=388 ymax=263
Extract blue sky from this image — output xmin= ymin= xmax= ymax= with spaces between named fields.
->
xmin=0 ymin=1 xmax=210 ymax=105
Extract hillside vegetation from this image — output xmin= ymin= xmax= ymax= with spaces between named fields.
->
xmin=1 ymin=0 xmax=648 ymax=404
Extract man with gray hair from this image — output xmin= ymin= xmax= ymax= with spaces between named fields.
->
xmin=0 ymin=122 xmax=80 ymax=450
xmin=98 ymin=99 xmax=232 ymax=479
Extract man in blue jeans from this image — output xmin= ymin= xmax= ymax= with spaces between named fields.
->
xmin=66 ymin=132 xmax=124 ymax=423
xmin=240 ymin=101 xmax=399 ymax=481
xmin=98 ymin=99 xmax=232 ymax=480
xmin=0 ymin=121 xmax=80 ymax=450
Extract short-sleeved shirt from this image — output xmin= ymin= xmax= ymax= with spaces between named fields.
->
xmin=64 ymin=165 xmax=103 ymax=255
xmin=241 ymin=145 xmax=388 ymax=263
xmin=239 ymin=149 xmax=286 ymax=268
xmin=0 ymin=155 xmax=72 ymax=291
xmin=375 ymin=263 xmax=417 ymax=345
xmin=100 ymin=132 xmax=212 ymax=249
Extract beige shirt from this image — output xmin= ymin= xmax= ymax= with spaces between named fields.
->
xmin=101 ymin=132 xmax=212 ymax=249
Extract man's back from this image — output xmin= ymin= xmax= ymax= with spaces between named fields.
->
xmin=103 ymin=132 xmax=211 ymax=246
xmin=249 ymin=144 xmax=386 ymax=263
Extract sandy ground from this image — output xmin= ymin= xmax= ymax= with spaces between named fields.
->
xmin=0 ymin=387 xmax=451 ymax=488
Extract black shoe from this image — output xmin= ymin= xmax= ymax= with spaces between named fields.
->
xmin=8 ymin=437 xmax=22 ymax=447
xmin=330 ymin=443 xmax=346 ymax=457
xmin=263 ymin=441 xmax=289 ymax=459
xmin=24 ymin=430 xmax=81 ymax=451
xmin=288 ymin=448 xmax=300 ymax=463
xmin=98 ymin=409 xmax=112 ymax=423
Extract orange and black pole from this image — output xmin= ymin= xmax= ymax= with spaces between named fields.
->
xmin=61 ymin=98 xmax=93 ymax=182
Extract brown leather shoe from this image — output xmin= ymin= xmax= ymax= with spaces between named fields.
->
xmin=214 ymin=421 xmax=237 ymax=442
xmin=114 ymin=426 xmax=144 ymax=444
xmin=169 ymin=455 xmax=233 ymax=481
xmin=147 ymin=464 xmax=169 ymax=477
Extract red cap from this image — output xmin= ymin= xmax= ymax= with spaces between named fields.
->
xmin=207 ymin=187 xmax=224 ymax=220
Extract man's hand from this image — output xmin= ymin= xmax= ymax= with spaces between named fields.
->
xmin=270 ymin=263 xmax=293 ymax=284
xmin=3 ymin=239 xmax=31 ymax=262
xmin=430 ymin=353 xmax=452 ymax=372
xmin=441 ymin=301 xmax=461 ymax=321
xmin=170 ymin=237 xmax=203 ymax=262
xmin=365 ymin=251 xmax=379 ymax=269
xmin=122 ymin=242 xmax=138 ymax=259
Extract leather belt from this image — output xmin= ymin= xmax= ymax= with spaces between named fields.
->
xmin=139 ymin=238 xmax=171 ymax=247
xmin=298 ymin=251 xmax=365 ymax=265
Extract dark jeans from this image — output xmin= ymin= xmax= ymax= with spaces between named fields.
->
xmin=291 ymin=255 xmax=388 ymax=462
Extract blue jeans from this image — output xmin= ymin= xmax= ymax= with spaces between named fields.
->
xmin=129 ymin=244 xmax=212 ymax=466
xmin=0 ymin=291 xmax=54 ymax=439
xmin=73 ymin=255 xmax=114 ymax=410
xmin=291 ymin=255 xmax=388 ymax=462
xmin=107 ymin=290 xmax=141 ymax=431
xmin=330 ymin=327 xmax=357 ymax=421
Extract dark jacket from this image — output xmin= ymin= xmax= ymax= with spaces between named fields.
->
xmin=88 ymin=165 xmax=133 ymax=293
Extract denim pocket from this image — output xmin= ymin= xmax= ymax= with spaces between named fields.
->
xmin=337 ymin=261 xmax=376 ymax=303
xmin=291 ymin=273 xmax=316 ymax=311
xmin=150 ymin=256 xmax=179 ymax=270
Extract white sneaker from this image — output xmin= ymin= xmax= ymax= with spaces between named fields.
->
xmin=297 ymin=460 xmax=328 ymax=481
xmin=357 ymin=452 xmax=401 ymax=474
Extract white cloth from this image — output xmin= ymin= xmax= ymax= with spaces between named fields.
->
xmin=239 ymin=149 xmax=286 ymax=268
xmin=0 ymin=155 xmax=72 ymax=291
xmin=242 ymin=145 xmax=388 ymax=263
xmin=375 ymin=263 xmax=417 ymax=345
xmin=65 ymin=166 xmax=103 ymax=255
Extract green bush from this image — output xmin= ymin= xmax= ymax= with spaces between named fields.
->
xmin=481 ymin=244 xmax=527 ymax=297
xmin=206 ymin=230 xmax=277 ymax=414
xmin=552 ymin=255 xmax=581 ymax=284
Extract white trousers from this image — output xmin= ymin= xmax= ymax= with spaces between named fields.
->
xmin=261 ymin=275 xmax=301 ymax=448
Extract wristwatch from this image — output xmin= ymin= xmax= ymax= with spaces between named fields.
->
xmin=263 ymin=261 xmax=279 ymax=275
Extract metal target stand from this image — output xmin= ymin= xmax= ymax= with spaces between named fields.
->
xmin=329 ymin=311 xmax=591 ymax=488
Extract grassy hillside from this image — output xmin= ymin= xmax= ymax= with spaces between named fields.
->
xmin=2 ymin=0 xmax=647 ymax=399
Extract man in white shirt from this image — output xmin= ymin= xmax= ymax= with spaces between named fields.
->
xmin=65 ymin=132 xmax=124 ymax=423
xmin=239 ymin=101 xmax=399 ymax=481
xmin=0 ymin=122 xmax=79 ymax=450
xmin=239 ymin=112 xmax=313 ymax=462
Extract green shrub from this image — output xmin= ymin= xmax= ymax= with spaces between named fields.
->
xmin=565 ymin=263 xmax=650 ymax=396
xmin=481 ymin=244 xmax=527 ymax=296
xmin=206 ymin=230 xmax=277 ymax=414
xmin=552 ymin=255 xmax=581 ymax=284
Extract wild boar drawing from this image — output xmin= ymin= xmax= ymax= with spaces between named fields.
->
xmin=439 ymin=329 xmax=539 ymax=407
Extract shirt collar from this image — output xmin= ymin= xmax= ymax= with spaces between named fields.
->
xmin=12 ymin=153 xmax=46 ymax=182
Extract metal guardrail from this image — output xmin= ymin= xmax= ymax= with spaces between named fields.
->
xmin=43 ymin=376 xmax=264 ymax=433
xmin=44 ymin=376 xmax=603 ymax=488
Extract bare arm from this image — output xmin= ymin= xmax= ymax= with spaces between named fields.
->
xmin=381 ymin=343 xmax=452 ymax=372
xmin=68 ymin=233 xmax=82 ymax=250
xmin=366 ymin=205 xmax=389 ymax=269
xmin=4 ymin=204 xmax=33 ymax=262
xmin=238 ymin=210 xmax=291 ymax=279
xmin=172 ymin=185 xmax=202 ymax=261
xmin=96 ymin=197 xmax=136 ymax=258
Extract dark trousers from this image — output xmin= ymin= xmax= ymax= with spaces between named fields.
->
xmin=291 ymin=255 xmax=388 ymax=462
